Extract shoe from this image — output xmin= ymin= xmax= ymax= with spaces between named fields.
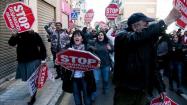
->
xmin=55 ymin=76 xmax=60 ymax=79
xmin=27 ymin=97 xmax=36 ymax=105
xmin=176 ymin=89 xmax=184 ymax=94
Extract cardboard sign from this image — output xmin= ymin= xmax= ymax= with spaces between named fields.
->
xmin=3 ymin=2 xmax=35 ymax=33
xmin=84 ymin=9 xmax=94 ymax=23
xmin=151 ymin=96 xmax=178 ymax=105
xmin=173 ymin=0 xmax=187 ymax=28
xmin=56 ymin=48 xmax=100 ymax=71
xmin=27 ymin=64 xmax=49 ymax=96
xmin=105 ymin=4 xmax=119 ymax=20
xmin=36 ymin=64 xmax=48 ymax=89
xmin=27 ymin=67 xmax=39 ymax=96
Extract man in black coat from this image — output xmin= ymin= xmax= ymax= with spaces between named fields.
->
xmin=113 ymin=8 xmax=181 ymax=105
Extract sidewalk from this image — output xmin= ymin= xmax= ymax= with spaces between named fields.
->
xmin=0 ymin=59 xmax=63 ymax=105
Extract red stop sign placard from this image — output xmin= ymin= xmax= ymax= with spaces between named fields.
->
xmin=105 ymin=4 xmax=119 ymax=20
xmin=3 ymin=2 xmax=35 ymax=33
xmin=84 ymin=9 xmax=94 ymax=23
xmin=56 ymin=48 xmax=100 ymax=71
xmin=36 ymin=64 xmax=48 ymax=89
xmin=150 ymin=96 xmax=178 ymax=105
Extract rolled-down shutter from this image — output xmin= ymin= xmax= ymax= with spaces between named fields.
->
xmin=37 ymin=0 xmax=55 ymax=57
xmin=0 ymin=0 xmax=19 ymax=79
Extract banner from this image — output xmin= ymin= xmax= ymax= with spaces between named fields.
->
xmin=173 ymin=0 xmax=187 ymax=28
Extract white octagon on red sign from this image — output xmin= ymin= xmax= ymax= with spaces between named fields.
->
xmin=3 ymin=2 xmax=35 ymax=33
xmin=56 ymin=48 xmax=100 ymax=71
xmin=105 ymin=4 xmax=119 ymax=20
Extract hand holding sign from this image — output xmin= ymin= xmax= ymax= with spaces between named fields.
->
xmin=11 ymin=28 xmax=18 ymax=36
xmin=56 ymin=49 xmax=100 ymax=71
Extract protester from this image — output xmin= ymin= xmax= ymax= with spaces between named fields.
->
xmin=8 ymin=29 xmax=47 ymax=105
xmin=156 ymin=34 xmax=171 ymax=79
xmin=82 ymin=27 xmax=91 ymax=40
xmin=90 ymin=31 xmax=113 ymax=101
xmin=62 ymin=30 xmax=96 ymax=105
xmin=113 ymin=8 xmax=181 ymax=105
xmin=169 ymin=35 xmax=185 ymax=94
xmin=44 ymin=22 xmax=70 ymax=79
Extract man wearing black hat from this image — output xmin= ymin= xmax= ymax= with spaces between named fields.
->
xmin=113 ymin=8 xmax=181 ymax=105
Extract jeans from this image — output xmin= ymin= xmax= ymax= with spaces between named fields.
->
xmin=51 ymin=50 xmax=62 ymax=77
xmin=72 ymin=78 xmax=91 ymax=105
xmin=92 ymin=66 xmax=110 ymax=100
xmin=169 ymin=61 xmax=183 ymax=89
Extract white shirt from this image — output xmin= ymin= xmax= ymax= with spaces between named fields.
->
xmin=74 ymin=71 xmax=84 ymax=78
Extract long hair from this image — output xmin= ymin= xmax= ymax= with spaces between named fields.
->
xmin=96 ymin=31 xmax=109 ymax=43
xmin=70 ymin=30 xmax=87 ymax=46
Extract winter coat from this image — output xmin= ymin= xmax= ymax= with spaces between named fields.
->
xmin=113 ymin=20 xmax=166 ymax=93
xmin=93 ymin=41 xmax=113 ymax=68
xmin=44 ymin=25 xmax=70 ymax=52
xmin=8 ymin=31 xmax=47 ymax=62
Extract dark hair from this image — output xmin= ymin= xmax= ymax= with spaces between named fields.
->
xmin=96 ymin=31 xmax=109 ymax=43
xmin=82 ymin=27 xmax=87 ymax=34
xmin=55 ymin=22 xmax=62 ymax=27
xmin=70 ymin=30 xmax=87 ymax=46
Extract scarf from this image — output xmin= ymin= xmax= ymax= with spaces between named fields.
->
xmin=72 ymin=44 xmax=85 ymax=50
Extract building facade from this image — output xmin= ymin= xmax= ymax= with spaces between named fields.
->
xmin=122 ymin=0 xmax=157 ymax=19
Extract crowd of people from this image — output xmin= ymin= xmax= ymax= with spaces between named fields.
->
xmin=8 ymin=7 xmax=186 ymax=105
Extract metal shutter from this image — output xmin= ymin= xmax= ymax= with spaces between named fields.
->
xmin=0 ymin=0 xmax=19 ymax=79
xmin=37 ymin=0 xmax=55 ymax=57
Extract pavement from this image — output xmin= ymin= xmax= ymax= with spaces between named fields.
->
xmin=0 ymin=58 xmax=63 ymax=105
xmin=1 ymin=58 xmax=187 ymax=105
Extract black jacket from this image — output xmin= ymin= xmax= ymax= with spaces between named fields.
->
xmin=61 ymin=68 xmax=96 ymax=95
xmin=8 ymin=31 xmax=47 ymax=62
xmin=113 ymin=20 xmax=166 ymax=93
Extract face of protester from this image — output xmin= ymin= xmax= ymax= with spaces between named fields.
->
xmin=55 ymin=23 xmax=62 ymax=30
xmin=98 ymin=32 xmax=105 ymax=42
xmin=73 ymin=33 xmax=83 ymax=45
xmin=132 ymin=20 xmax=148 ymax=32
xmin=92 ymin=30 xmax=97 ymax=36
xmin=173 ymin=35 xmax=179 ymax=43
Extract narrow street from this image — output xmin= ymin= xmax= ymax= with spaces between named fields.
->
xmin=58 ymin=78 xmax=187 ymax=105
